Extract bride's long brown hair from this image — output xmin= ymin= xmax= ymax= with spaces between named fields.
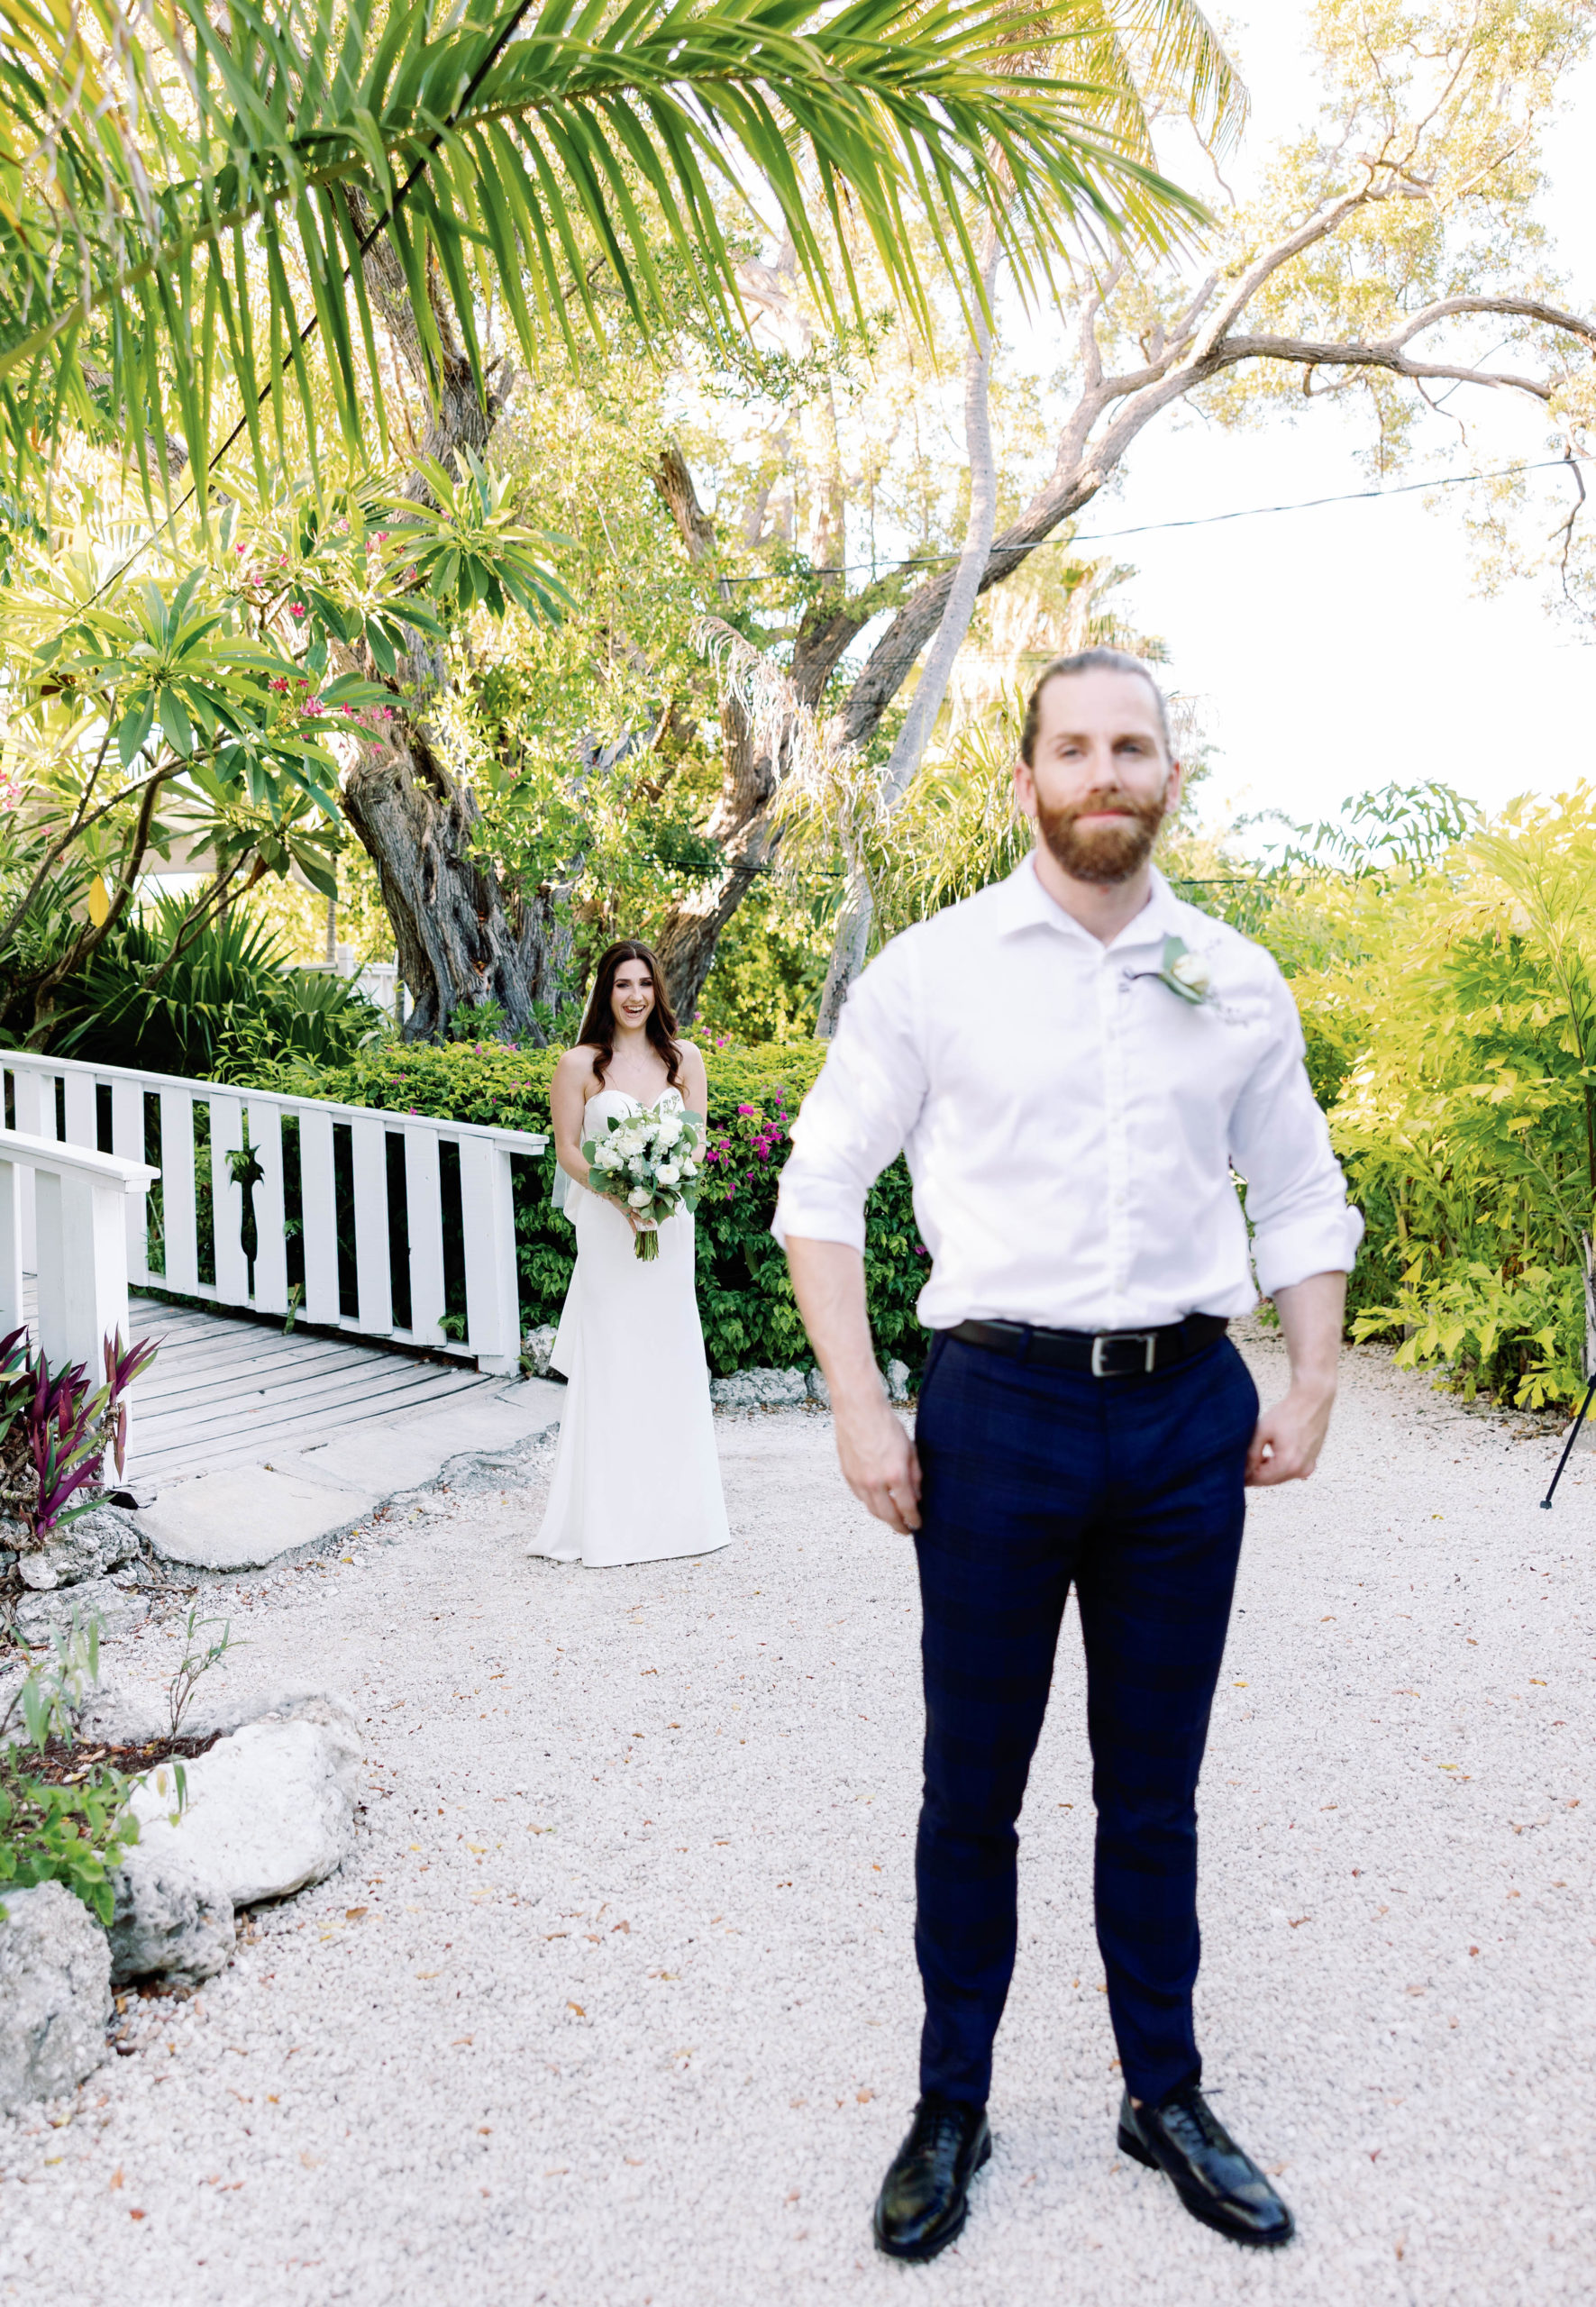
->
xmin=579 ymin=941 xmax=683 ymax=1090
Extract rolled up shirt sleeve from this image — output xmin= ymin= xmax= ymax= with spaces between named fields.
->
xmin=1228 ymin=967 xmax=1364 ymax=1299
xmin=773 ymin=939 xmax=929 ymax=1253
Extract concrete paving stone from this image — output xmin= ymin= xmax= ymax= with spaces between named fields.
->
xmin=134 ymin=1467 xmax=381 ymax=1573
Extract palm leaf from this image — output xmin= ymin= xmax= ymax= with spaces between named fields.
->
xmin=0 ymin=0 xmax=1213 ymax=489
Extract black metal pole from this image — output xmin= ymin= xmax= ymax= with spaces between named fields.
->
xmin=1540 ymin=1374 xmax=1596 ymax=1509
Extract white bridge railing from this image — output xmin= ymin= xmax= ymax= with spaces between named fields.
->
xmin=0 ymin=1052 xmax=547 ymax=1379
xmin=0 ymin=1129 xmax=159 ymax=1375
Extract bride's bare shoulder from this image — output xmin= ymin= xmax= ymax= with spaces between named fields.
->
xmin=554 ymin=1045 xmax=603 ymax=1093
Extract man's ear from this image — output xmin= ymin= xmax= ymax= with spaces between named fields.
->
xmin=1163 ymin=757 xmax=1184 ymax=814
xmin=1013 ymin=756 xmax=1037 ymax=822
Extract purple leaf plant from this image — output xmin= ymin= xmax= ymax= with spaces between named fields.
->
xmin=0 ymin=1327 xmax=159 ymax=1542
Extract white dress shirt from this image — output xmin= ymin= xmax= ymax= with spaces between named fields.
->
xmin=773 ymin=857 xmax=1363 ymax=1333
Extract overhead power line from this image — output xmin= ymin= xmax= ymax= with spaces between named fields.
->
xmin=720 ymin=452 xmax=1591 ymax=584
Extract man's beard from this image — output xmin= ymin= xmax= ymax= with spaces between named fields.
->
xmin=1035 ymin=787 xmax=1167 ymax=886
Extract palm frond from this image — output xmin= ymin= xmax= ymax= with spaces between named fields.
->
xmin=0 ymin=0 xmax=1212 ymax=491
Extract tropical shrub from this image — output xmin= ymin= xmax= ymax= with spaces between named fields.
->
xmin=47 ymin=897 xmax=381 ymax=1079
xmin=0 ymin=1329 xmax=158 ymax=1547
xmin=1281 ymin=791 xmax=1596 ymax=1409
xmin=251 ymin=1038 xmax=931 ymax=1373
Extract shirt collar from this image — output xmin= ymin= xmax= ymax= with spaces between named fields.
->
xmin=994 ymin=852 xmax=1187 ymax=952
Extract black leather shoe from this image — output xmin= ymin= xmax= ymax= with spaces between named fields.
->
xmin=1117 ymin=2085 xmax=1293 ymax=2248
xmin=873 ymin=2093 xmax=992 ymax=2262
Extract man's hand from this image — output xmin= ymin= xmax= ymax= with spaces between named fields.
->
xmin=785 ymin=1235 xmax=923 ymax=1536
xmin=1245 ymin=1382 xmax=1335 ymax=1486
xmin=835 ymin=1396 xmax=923 ymax=1534
xmin=1245 ymin=1270 xmax=1345 ymax=1489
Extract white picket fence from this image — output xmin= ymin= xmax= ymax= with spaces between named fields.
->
xmin=0 ymin=1051 xmax=547 ymax=1378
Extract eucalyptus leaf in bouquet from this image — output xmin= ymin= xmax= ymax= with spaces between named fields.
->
xmin=581 ymin=1099 xmax=707 ymax=1260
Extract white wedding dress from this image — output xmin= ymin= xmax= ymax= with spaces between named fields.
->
xmin=529 ymin=1087 xmax=730 ymax=1568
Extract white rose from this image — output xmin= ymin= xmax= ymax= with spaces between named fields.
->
xmin=596 ymin=1144 xmax=624 ymax=1171
xmin=1172 ymin=953 xmax=1211 ymax=994
xmin=616 ymin=1128 xmax=645 ymax=1156
xmin=628 ymin=1186 xmax=651 ymax=1208
xmin=655 ymin=1117 xmax=683 ymax=1148
xmin=657 ymin=1162 xmax=681 ymax=1185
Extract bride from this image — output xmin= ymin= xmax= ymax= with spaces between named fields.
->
xmin=529 ymin=940 xmax=731 ymax=1568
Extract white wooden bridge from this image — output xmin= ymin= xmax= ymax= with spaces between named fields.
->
xmin=0 ymin=1050 xmax=554 ymax=1495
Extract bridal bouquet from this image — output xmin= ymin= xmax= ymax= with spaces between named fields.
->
xmin=582 ymin=1099 xmax=707 ymax=1261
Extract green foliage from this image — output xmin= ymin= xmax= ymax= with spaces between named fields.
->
xmin=49 ymin=896 xmax=380 ymax=1078
xmin=1272 ymin=789 xmax=1596 ymax=1409
xmin=251 ymin=1036 xmax=931 ymax=1372
xmin=0 ymin=1625 xmax=140 ymax=1928
xmin=0 ymin=0 xmax=1217 ymax=489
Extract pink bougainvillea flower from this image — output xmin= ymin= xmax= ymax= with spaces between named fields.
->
xmin=289 ymin=602 xmax=307 ymax=619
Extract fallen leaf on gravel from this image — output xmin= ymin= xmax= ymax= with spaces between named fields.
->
xmin=568 ymin=2002 xmax=586 ymax=2016
xmin=613 ymin=1920 xmax=630 ymax=1933
xmin=345 ymin=1908 xmax=368 ymax=1921
xmin=415 ymin=1971 xmax=441 ymax=1980
xmin=129 ymin=2209 xmax=146 ymax=2221
xmin=1289 ymin=1917 xmax=1310 ymax=1928
xmin=452 ymin=2037 xmax=474 ymax=2047
xmin=300 ymin=2153 xmax=320 ymax=2169
xmin=109 ymin=2169 xmax=123 ymax=2190
xmin=856 ymin=2090 xmax=875 ymax=2103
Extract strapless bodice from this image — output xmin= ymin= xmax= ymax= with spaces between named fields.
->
xmin=582 ymin=1085 xmax=684 ymax=1125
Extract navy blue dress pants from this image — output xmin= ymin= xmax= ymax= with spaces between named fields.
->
xmin=912 ymin=1328 xmax=1259 ymax=2110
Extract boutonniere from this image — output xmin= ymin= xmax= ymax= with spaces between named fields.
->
xmin=1151 ymin=934 xmax=1214 ymax=1005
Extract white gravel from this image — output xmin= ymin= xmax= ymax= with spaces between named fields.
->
xmin=2 ymin=1324 xmax=1592 ymax=2307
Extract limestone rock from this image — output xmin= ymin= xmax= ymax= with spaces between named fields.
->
xmin=13 ymin=1576 xmax=149 ymax=1647
xmin=107 ymin=1844 xmax=234 ymax=1988
xmin=15 ymin=1505 xmax=142 ymax=1592
xmin=128 ymin=1719 xmax=357 ymax=1908
xmin=885 ymin=1360 xmax=911 ymax=1403
xmin=184 ymin=1689 xmax=363 ymax=1801
xmin=72 ymin=1682 xmax=169 ymax=1748
xmin=105 ymin=1853 xmax=219 ymax=1983
xmin=710 ymin=1366 xmax=808 ymax=1410
xmin=807 ymin=1366 xmax=831 ymax=1408
xmin=0 ymin=1882 xmax=113 ymax=2112
xmin=522 ymin=1324 xmax=559 ymax=1378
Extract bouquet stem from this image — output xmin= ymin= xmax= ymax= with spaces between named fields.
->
xmin=634 ymin=1229 xmax=660 ymax=1262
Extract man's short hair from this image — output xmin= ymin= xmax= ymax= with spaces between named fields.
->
xmin=1018 ymin=647 xmax=1172 ymax=766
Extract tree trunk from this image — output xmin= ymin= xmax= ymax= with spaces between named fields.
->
xmin=339 ymin=206 xmax=579 ymax=1041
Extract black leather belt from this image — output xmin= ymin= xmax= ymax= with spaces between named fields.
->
xmin=946 ymin=1312 xmax=1229 ymax=1378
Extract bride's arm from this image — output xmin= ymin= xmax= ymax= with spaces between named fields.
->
xmin=550 ymin=1050 xmax=597 ymax=1190
xmin=676 ymin=1041 xmax=708 ymax=1117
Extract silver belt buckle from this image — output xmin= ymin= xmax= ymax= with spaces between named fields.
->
xmin=1091 ymin=1330 xmax=1157 ymax=1377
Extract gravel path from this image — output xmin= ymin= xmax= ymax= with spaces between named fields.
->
xmin=2 ymin=1325 xmax=1592 ymax=2307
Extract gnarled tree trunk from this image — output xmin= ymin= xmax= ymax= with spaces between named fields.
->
xmin=340 ymin=206 xmax=577 ymax=1041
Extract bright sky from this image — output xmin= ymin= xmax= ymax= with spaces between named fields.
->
xmin=1053 ymin=5 xmax=1596 ymax=839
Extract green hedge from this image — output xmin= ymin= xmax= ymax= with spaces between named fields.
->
xmin=248 ymin=1040 xmax=930 ymax=1374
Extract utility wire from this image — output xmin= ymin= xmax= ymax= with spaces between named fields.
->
xmin=718 ymin=452 xmax=1592 ymax=585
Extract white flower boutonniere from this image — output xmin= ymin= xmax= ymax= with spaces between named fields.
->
xmin=1153 ymin=934 xmax=1214 ymax=1005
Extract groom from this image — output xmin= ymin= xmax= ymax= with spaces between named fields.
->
xmin=776 ymin=648 xmax=1362 ymax=2262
